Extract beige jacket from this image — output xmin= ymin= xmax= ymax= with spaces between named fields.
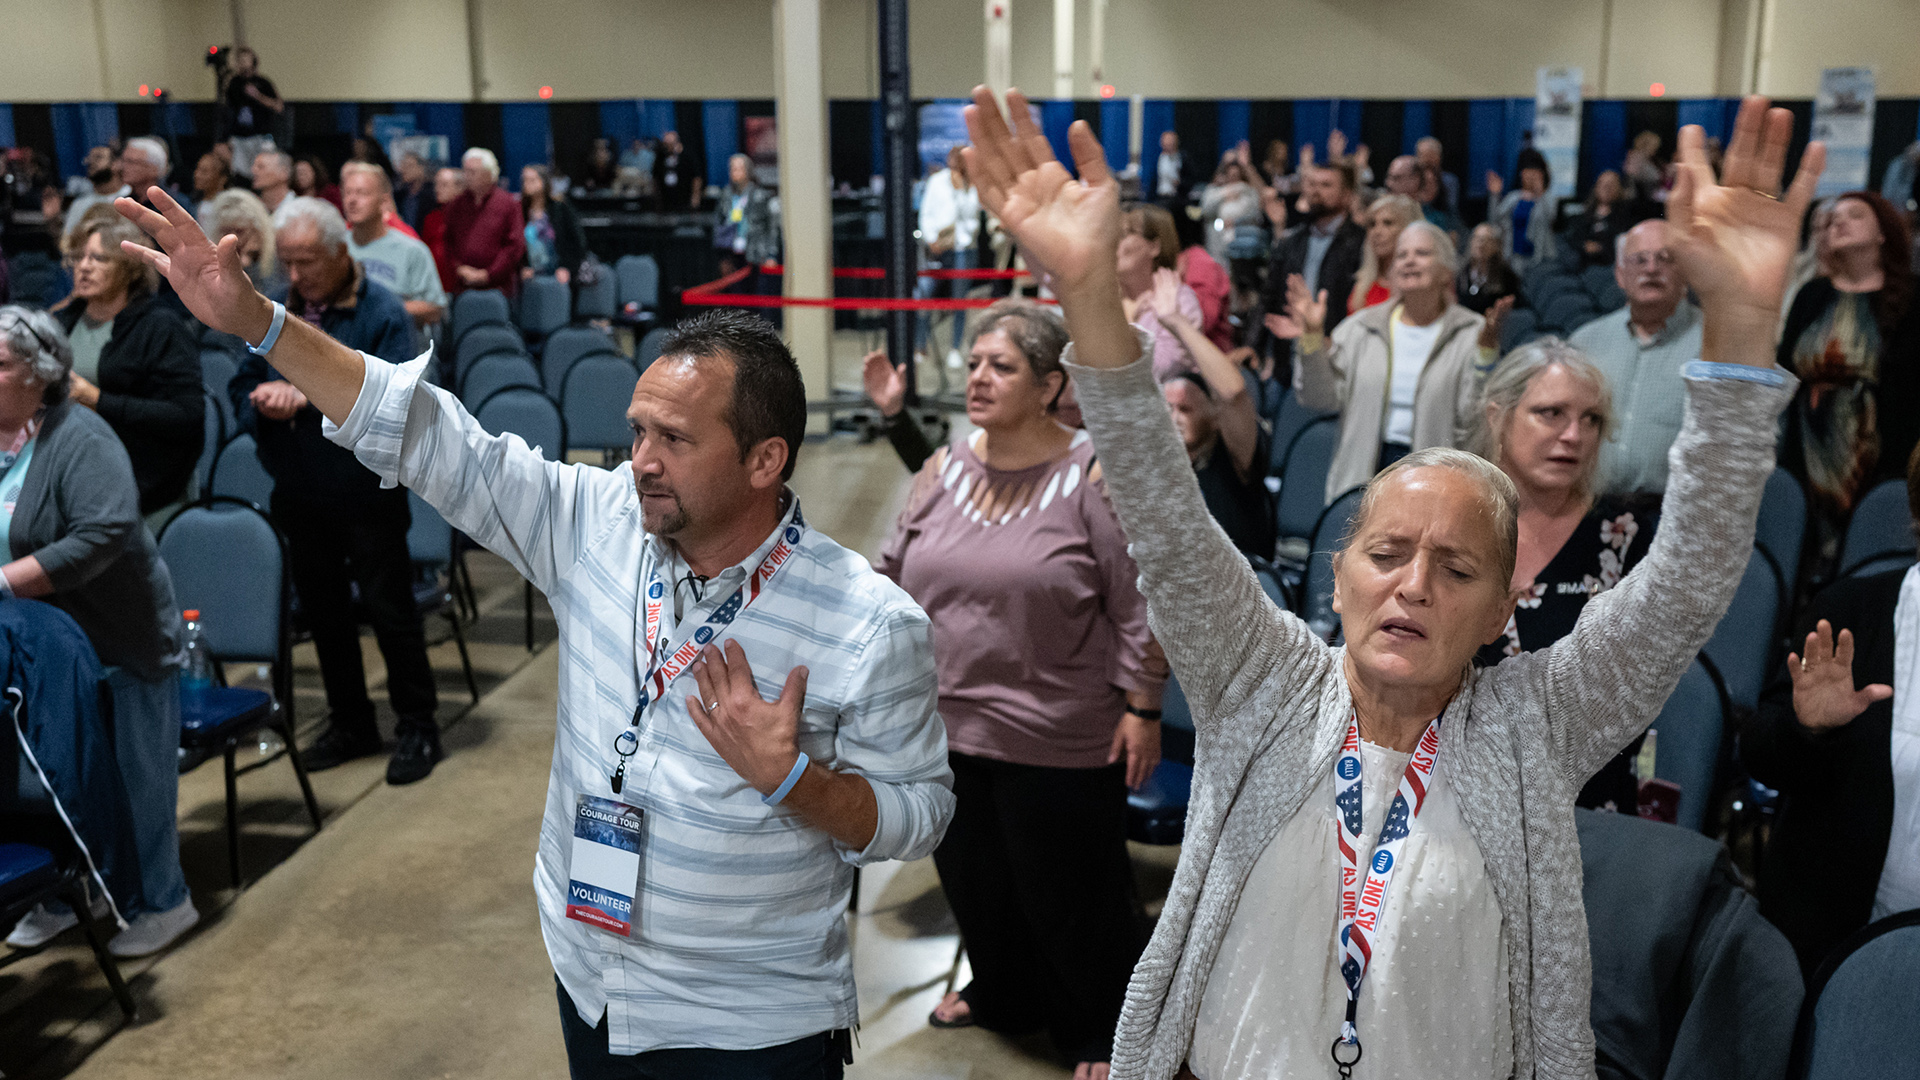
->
xmin=1292 ymin=301 xmax=1489 ymax=502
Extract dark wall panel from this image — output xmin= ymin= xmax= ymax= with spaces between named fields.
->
xmin=548 ymin=99 xmax=599 ymax=181
xmin=1172 ymin=99 xmax=1219 ymax=177
xmin=1360 ymin=100 xmax=1402 ymax=172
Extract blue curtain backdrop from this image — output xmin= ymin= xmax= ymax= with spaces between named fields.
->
xmin=1217 ymin=100 xmax=1250 ymax=157
xmin=0 ymin=105 xmax=14 ymax=151
xmin=500 ymin=101 xmax=552 ymax=183
xmin=1140 ymin=99 xmax=1174 ymax=195
xmin=1041 ymin=99 xmax=1075 ymax=171
xmin=1401 ymin=100 xmax=1432 ymax=155
xmin=1100 ymin=98 xmax=1130 ymax=172
xmin=50 ymin=103 xmax=118 ymax=180
xmin=700 ymin=99 xmax=737 ymax=187
xmin=599 ymin=101 xmax=640 ymax=150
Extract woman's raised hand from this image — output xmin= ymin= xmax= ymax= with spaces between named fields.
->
xmin=861 ymin=349 xmax=907 ymax=418
xmin=1667 ymin=95 xmax=1824 ymax=355
xmin=1147 ymin=267 xmax=1185 ymax=323
xmin=963 ymin=86 xmax=1118 ymax=301
xmin=115 ymin=188 xmax=273 ymax=344
xmin=1788 ymin=619 xmax=1892 ymax=732
xmin=1285 ymin=273 xmax=1328 ymax=338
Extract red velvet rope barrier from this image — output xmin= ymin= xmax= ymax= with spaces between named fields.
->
xmin=682 ymin=264 xmax=1054 ymax=310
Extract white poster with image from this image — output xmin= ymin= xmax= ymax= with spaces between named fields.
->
xmin=1533 ymin=66 xmax=1583 ymax=203
xmin=1813 ymin=67 xmax=1875 ymax=197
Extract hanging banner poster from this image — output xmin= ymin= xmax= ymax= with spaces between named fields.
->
xmin=1534 ymin=66 xmax=1583 ymax=203
xmin=1813 ymin=67 xmax=1875 ymax=197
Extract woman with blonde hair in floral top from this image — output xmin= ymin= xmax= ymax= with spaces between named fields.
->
xmin=1473 ymin=338 xmax=1654 ymax=809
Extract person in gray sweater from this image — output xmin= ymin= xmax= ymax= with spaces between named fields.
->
xmin=961 ymin=90 xmax=1821 ymax=1080
xmin=0 ymin=305 xmax=197 ymax=959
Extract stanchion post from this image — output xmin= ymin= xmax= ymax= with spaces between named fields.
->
xmin=878 ymin=0 xmax=917 ymax=405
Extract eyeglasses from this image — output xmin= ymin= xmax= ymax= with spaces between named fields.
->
xmin=61 ymin=248 xmax=115 ymax=270
xmin=1623 ymin=251 xmax=1675 ymax=270
xmin=0 ymin=313 xmax=60 ymax=359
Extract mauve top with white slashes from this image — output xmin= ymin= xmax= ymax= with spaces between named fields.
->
xmin=877 ymin=428 xmax=1166 ymax=769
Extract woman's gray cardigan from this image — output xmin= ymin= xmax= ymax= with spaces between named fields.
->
xmin=1064 ymin=346 xmax=1794 ymax=1080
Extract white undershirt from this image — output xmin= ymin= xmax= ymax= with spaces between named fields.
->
xmin=1190 ymin=740 xmax=1512 ymax=1080
xmin=1384 ymin=307 xmax=1443 ymax=446
xmin=1874 ymin=565 xmax=1920 ymax=920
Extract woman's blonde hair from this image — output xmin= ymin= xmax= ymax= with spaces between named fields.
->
xmin=1350 ymin=194 xmax=1424 ymax=309
xmin=1472 ymin=337 xmax=1616 ymax=502
xmin=1120 ymin=203 xmax=1181 ymax=271
xmin=63 ymin=211 xmax=159 ymax=297
xmin=198 ymin=188 xmax=278 ymax=276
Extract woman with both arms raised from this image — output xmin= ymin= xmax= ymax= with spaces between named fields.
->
xmin=961 ymin=87 xmax=1820 ymax=1080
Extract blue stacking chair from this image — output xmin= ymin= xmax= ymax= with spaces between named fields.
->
xmin=573 ymin=269 xmax=616 ymax=321
xmin=158 ymin=499 xmax=323 ymax=888
xmin=541 ymin=326 xmax=623 ymax=395
xmin=1756 ymin=468 xmax=1808 ymax=584
xmin=406 ymin=491 xmax=479 ymax=705
xmin=1541 ymin=292 xmax=1599 ymax=333
xmin=1499 ymin=307 xmax=1540 ymax=353
xmin=450 ymin=289 xmax=511 ymax=340
xmin=1838 ymin=478 xmax=1917 ymax=579
xmin=210 ymin=434 xmax=275 ymax=512
xmin=1699 ymin=549 xmax=1785 ymax=712
xmin=1266 ymin=391 xmax=1335 ymax=478
xmin=460 ymin=353 xmax=544 ymax=410
xmin=517 ymin=275 xmax=572 ymax=343
xmin=636 ymin=326 xmax=672 ymax=372
xmin=614 ymin=255 xmax=660 ymax=320
xmin=200 ymin=346 xmax=239 ymax=401
xmin=1274 ymin=416 xmax=1339 ymax=551
xmin=474 ymin=389 xmax=566 ymax=649
xmin=194 ymin=389 xmax=225 ymax=499
xmin=2 ymin=716 xmax=137 ymax=1017
xmin=1650 ymin=658 xmax=1728 ymax=833
xmin=456 ymin=324 xmax=528 ymax=378
xmin=1790 ymin=910 xmax=1920 ymax=1079
xmin=1300 ymin=485 xmax=1365 ymax=642
xmin=560 ymin=354 xmax=641 ymax=460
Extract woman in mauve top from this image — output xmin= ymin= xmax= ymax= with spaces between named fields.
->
xmin=877 ymin=299 xmax=1167 ymax=1080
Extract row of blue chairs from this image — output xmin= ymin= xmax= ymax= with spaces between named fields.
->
xmin=447 ymin=254 xmax=660 ymax=353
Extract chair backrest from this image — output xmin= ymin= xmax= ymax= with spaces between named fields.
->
xmin=517 ymin=275 xmax=571 ymax=338
xmin=456 ymin=324 xmax=528 ymax=373
xmin=406 ymin=490 xmax=452 ymax=568
xmin=474 ymin=388 xmax=566 ymax=462
xmin=194 ymin=389 xmax=225 ymax=497
xmin=156 ymin=500 xmax=285 ymax=664
xmin=1650 ymin=658 xmax=1726 ymax=833
xmin=560 ymin=354 xmax=641 ymax=452
xmin=1301 ymin=485 xmax=1365 ymax=639
xmin=574 ymin=269 xmax=616 ymax=320
xmin=451 ymin=289 xmax=510 ymax=340
xmin=1542 ymin=292 xmax=1598 ymax=332
xmin=200 ymin=347 xmax=239 ymax=400
xmin=1756 ymin=468 xmax=1808 ymax=583
xmin=1268 ymin=391 xmax=1334 ymax=477
xmin=1248 ymin=556 xmax=1287 ymax=607
xmin=615 ymin=254 xmax=660 ymax=311
xmin=541 ymin=326 xmax=623 ymax=394
xmin=460 ymin=353 xmax=544 ymax=409
xmin=209 ymin=433 xmax=275 ymax=511
xmin=1498 ymin=307 xmax=1540 ymax=353
xmin=1793 ymin=910 xmax=1920 ymax=1080
xmin=1838 ymin=478 xmax=1916 ymax=578
xmin=636 ymin=326 xmax=672 ymax=372
xmin=1275 ymin=417 xmax=1339 ymax=539
xmin=1700 ymin=549 xmax=1785 ymax=710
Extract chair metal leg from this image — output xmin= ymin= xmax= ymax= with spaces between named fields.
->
xmin=524 ymin=580 xmax=534 ymax=651
xmin=68 ymin=883 xmax=136 ymax=1020
xmin=944 ymin=936 xmax=966 ymax=995
xmin=278 ymin=711 xmax=324 ymax=832
xmin=448 ymin=610 xmax=480 ymax=704
xmin=223 ymin=741 xmax=242 ymax=889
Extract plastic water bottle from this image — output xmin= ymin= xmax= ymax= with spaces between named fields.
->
xmin=181 ymin=609 xmax=214 ymax=702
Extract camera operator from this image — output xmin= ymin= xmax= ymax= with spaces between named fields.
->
xmin=221 ymin=47 xmax=283 ymax=180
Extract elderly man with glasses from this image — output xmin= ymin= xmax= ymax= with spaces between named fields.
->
xmin=1568 ymin=219 xmax=1704 ymax=495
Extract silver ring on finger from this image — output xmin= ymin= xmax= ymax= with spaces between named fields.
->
xmin=704 ymin=700 xmax=720 ymax=713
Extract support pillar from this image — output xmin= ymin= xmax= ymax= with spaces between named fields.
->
xmin=775 ymin=0 xmax=833 ymax=424
xmin=879 ymin=0 xmax=916 ymax=401
xmin=1052 ymin=0 xmax=1074 ymax=100
xmin=985 ymin=0 xmax=1012 ymax=103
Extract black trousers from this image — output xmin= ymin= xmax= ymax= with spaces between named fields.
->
xmin=273 ymin=488 xmax=437 ymax=733
xmin=556 ymin=980 xmax=849 ymax=1080
xmin=932 ymin=751 xmax=1145 ymax=1064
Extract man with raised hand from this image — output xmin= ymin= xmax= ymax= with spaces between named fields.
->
xmin=115 ymin=190 xmax=954 ymax=1080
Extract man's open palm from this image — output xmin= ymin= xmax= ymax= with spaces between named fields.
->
xmin=116 ymin=187 xmax=270 ymax=342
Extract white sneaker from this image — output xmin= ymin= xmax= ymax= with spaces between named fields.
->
xmin=7 ymin=904 xmax=78 ymax=949
xmin=945 ymin=348 xmax=965 ymax=371
xmin=108 ymin=899 xmax=199 ymax=958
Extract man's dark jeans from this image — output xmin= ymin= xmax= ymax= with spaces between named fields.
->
xmin=556 ymin=980 xmax=850 ymax=1080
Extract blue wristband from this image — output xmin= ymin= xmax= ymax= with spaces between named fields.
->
xmin=761 ymin=751 xmax=810 ymax=806
xmin=247 ymin=301 xmax=288 ymax=356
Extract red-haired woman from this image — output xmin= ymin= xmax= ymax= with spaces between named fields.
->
xmin=1777 ymin=190 xmax=1920 ymax=574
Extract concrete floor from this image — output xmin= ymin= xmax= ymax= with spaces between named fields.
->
xmin=0 ymin=359 xmax=1178 ymax=1079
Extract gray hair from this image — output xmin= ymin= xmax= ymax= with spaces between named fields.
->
xmin=1473 ymin=337 xmax=1615 ymax=501
xmin=1399 ymin=219 xmax=1458 ymax=283
xmin=1342 ymin=446 xmax=1520 ymax=588
xmin=253 ymin=148 xmax=292 ymax=176
xmin=967 ymin=299 xmax=1072 ymax=410
xmin=199 ymin=189 xmax=277 ymax=275
xmin=273 ymin=195 xmax=349 ymax=252
xmin=123 ymin=136 xmax=170 ymax=174
xmin=339 ymin=160 xmax=391 ymax=193
xmin=0 ymin=307 xmax=74 ymax=406
xmin=462 ymin=147 xmax=500 ymax=180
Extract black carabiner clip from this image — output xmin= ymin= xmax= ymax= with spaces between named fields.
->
xmin=1330 ymin=1036 xmax=1363 ymax=1079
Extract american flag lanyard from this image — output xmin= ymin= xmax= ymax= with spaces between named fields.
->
xmin=608 ymin=502 xmax=805 ymax=795
xmin=1330 ymin=712 xmax=1442 ymax=1077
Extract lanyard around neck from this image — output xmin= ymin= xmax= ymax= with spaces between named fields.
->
xmin=1330 ymin=712 xmax=1442 ymax=1077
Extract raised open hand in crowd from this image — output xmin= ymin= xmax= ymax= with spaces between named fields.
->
xmin=861 ymin=349 xmax=907 ymax=418
xmin=1477 ymin=294 xmax=1516 ymax=350
xmin=1787 ymin=619 xmax=1892 ymax=732
xmin=1146 ymin=267 xmax=1187 ymax=324
xmin=1485 ymin=169 xmax=1504 ymax=198
xmin=114 ymin=187 xmax=275 ymax=345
